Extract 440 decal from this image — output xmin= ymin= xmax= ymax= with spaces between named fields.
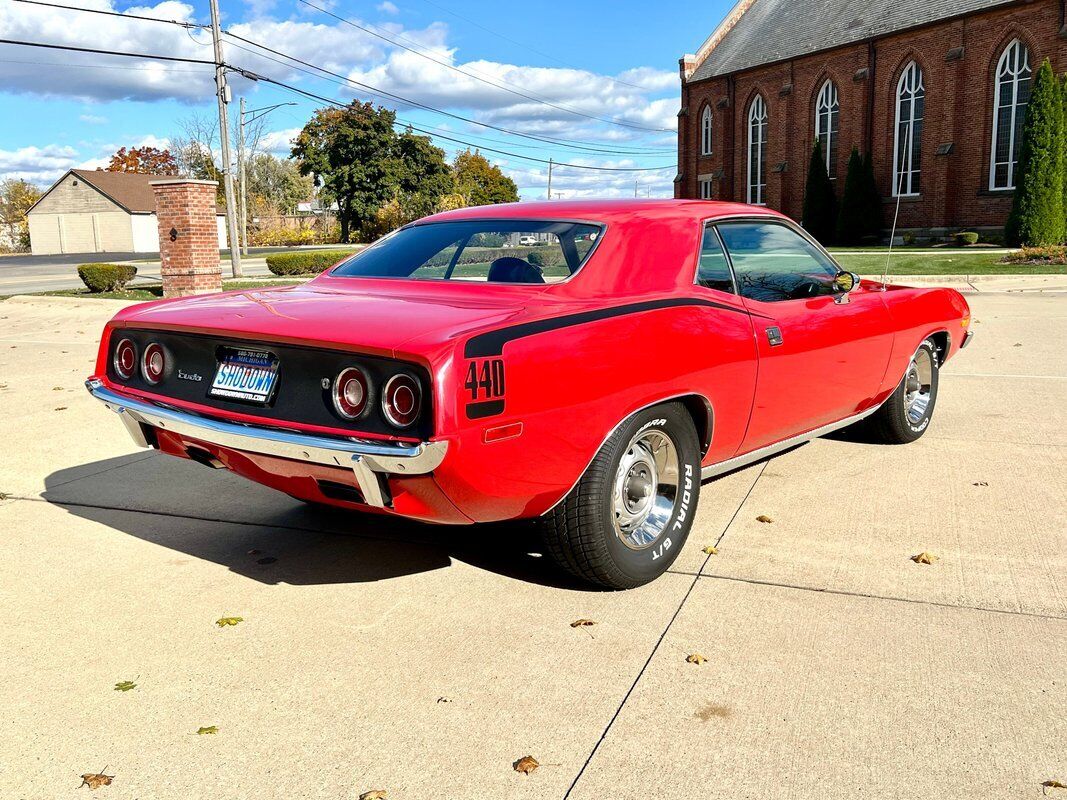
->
xmin=464 ymin=358 xmax=505 ymax=419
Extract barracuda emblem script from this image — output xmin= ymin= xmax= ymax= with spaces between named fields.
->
xmin=178 ymin=370 xmax=203 ymax=382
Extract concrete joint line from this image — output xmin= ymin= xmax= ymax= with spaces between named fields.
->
xmin=562 ymin=462 xmax=768 ymax=799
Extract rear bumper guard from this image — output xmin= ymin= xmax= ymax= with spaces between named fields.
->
xmin=85 ymin=379 xmax=447 ymax=509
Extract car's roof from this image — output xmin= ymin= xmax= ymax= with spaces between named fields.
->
xmin=418 ymin=198 xmax=785 ymax=226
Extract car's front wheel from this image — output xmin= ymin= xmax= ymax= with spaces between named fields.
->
xmin=538 ymin=403 xmax=701 ymax=589
xmin=865 ymin=338 xmax=940 ymax=444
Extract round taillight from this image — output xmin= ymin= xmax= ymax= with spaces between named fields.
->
xmin=141 ymin=342 xmax=166 ymax=385
xmin=113 ymin=338 xmax=137 ymax=380
xmin=332 ymin=367 xmax=369 ymax=420
xmin=382 ymin=373 xmax=421 ymax=429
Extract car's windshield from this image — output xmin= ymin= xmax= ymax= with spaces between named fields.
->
xmin=331 ymin=220 xmax=603 ymax=284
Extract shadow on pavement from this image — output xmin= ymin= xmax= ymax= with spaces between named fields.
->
xmin=43 ymin=453 xmax=591 ymax=591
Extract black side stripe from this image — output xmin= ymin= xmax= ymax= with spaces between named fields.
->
xmin=466 ymin=399 xmax=505 ymax=419
xmin=463 ymin=297 xmax=766 ymax=358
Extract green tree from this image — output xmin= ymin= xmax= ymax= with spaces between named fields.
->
xmin=835 ymin=148 xmax=865 ymax=244
xmin=394 ymin=129 xmax=454 ymax=220
xmin=245 ymin=154 xmax=313 ymax=215
xmin=802 ymin=139 xmax=836 ymax=244
xmin=860 ymin=151 xmax=883 ymax=241
xmin=453 ymin=149 xmax=519 ymax=206
xmin=292 ymin=102 xmax=400 ymax=242
xmin=0 ymin=178 xmax=42 ymax=251
xmin=1006 ymin=59 xmax=1065 ymax=246
xmin=1061 ymin=72 xmax=1067 ymax=237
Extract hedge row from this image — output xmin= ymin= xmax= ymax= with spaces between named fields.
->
xmin=423 ymin=245 xmax=565 ymax=268
xmin=78 ymin=263 xmax=137 ymax=292
xmin=265 ymin=250 xmax=355 ymax=276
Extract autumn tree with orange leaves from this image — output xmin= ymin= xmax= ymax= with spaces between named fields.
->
xmin=105 ymin=146 xmax=178 ymax=175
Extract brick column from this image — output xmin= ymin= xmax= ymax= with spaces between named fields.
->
xmin=150 ymin=179 xmax=223 ymax=298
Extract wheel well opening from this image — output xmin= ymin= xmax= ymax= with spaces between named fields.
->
xmin=928 ymin=331 xmax=949 ymax=365
xmin=674 ymin=395 xmax=714 ymax=457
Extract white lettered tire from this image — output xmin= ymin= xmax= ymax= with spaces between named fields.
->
xmin=538 ymin=403 xmax=701 ymax=589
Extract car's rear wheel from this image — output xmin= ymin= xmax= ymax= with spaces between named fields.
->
xmin=865 ymin=338 xmax=940 ymax=444
xmin=538 ymin=403 xmax=701 ymax=589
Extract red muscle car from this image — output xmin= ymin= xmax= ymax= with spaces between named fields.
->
xmin=87 ymin=200 xmax=972 ymax=588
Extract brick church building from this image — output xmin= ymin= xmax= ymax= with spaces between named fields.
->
xmin=675 ymin=0 xmax=1067 ymax=238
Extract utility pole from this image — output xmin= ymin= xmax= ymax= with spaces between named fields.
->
xmin=237 ymin=101 xmax=295 ymax=258
xmin=546 ymin=158 xmax=553 ymax=200
xmin=238 ymin=96 xmax=248 ymax=256
xmin=634 ymin=178 xmax=639 ymax=198
xmin=209 ymin=0 xmax=242 ymax=278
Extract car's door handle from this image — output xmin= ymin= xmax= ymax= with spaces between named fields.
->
xmin=765 ymin=326 xmax=784 ymax=346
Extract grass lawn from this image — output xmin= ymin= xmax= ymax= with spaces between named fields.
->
xmin=835 ymin=251 xmax=1067 ymax=275
xmin=41 ymin=278 xmax=306 ymax=301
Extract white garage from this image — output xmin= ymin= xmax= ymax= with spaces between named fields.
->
xmin=27 ymin=169 xmax=227 ymax=256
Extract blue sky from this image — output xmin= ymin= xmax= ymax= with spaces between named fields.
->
xmin=0 ymin=0 xmax=732 ymax=198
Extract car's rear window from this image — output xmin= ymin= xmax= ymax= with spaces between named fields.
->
xmin=331 ymin=220 xmax=603 ymax=284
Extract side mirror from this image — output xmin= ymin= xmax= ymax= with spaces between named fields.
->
xmin=833 ymin=271 xmax=861 ymax=293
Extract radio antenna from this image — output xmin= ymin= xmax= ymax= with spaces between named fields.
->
xmin=881 ymin=121 xmax=911 ymax=291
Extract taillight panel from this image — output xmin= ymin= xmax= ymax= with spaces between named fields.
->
xmin=105 ymin=329 xmax=433 ymax=439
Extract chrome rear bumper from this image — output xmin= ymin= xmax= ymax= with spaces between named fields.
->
xmin=85 ymin=379 xmax=447 ymax=508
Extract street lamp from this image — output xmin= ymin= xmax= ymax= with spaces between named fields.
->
xmin=237 ymin=100 xmax=297 ymax=256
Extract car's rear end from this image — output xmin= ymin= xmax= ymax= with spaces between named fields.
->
xmin=87 ymin=280 xmax=531 ymax=524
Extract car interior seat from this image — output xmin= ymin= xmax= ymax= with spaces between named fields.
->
xmin=487 ymin=257 xmax=545 ymax=284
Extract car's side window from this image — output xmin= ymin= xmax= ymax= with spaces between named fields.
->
xmin=696 ymin=224 xmax=734 ymax=293
xmin=716 ymin=221 xmax=839 ymax=303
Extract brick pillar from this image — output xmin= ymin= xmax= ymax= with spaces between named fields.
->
xmin=150 ymin=179 xmax=223 ymax=298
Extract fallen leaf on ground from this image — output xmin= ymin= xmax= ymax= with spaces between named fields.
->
xmin=359 ymin=791 xmax=388 ymax=800
xmin=52 ymin=386 xmax=63 ymax=391
xmin=513 ymin=755 xmax=539 ymax=775
xmin=756 ymin=515 xmax=774 ymax=523
xmin=1043 ymin=780 xmax=1067 ymax=788
xmin=79 ymin=769 xmax=113 ymax=789
xmin=911 ymin=552 xmax=939 ymax=565
xmin=1013 ymin=343 xmax=1022 ymax=347
xmin=54 ymin=407 xmax=67 ymax=411
xmin=196 ymin=726 xmax=218 ymax=735
xmin=113 ymin=680 xmax=137 ymax=692
xmin=702 ymin=545 xmax=718 ymax=555
xmin=972 ymin=481 xmax=988 ymax=486
xmin=436 ymin=696 xmax=452 ymax=703
xmin=570 ymin=619 xmax=596 ymax=628
xmin=215 ymin=617 xmax=243 ymax=627
xmin=686 ymin=654 xmax=707 ymax=665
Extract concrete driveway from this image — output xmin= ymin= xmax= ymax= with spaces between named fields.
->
xmin=0 ymin=290 xmax=1063 ymax=799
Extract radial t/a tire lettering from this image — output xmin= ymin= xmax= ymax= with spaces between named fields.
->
xmin=538 ymin=402 xmax=701 ymax=589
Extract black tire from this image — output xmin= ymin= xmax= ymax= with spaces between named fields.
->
xmin=538 ymin=402 xmax=702 ymax=589
xmin=865 ymin=338 xmax=940 ymax=444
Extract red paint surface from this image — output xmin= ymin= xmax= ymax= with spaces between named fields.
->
xmin=92 ymin=200 xmax=970 ymax=524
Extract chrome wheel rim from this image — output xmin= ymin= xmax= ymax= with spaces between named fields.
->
xmin=903 ymin=348 xmax=934 ymax=425
xmin=612 ymin=429 xmax=680 ymax=550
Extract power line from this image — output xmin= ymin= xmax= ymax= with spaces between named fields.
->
xmin=298 ymin=0 xmax=672 ymax=133
xmin=0 ymin=57 xmax=212 ymax=74
xmin=12 ymin=0 xmax=207 ymax=27
xmin=221 ymin=31 xmax=672 ymax=156
xmin=9 ymin=0 xmax=674 ymax=155
xmin=254 ymin=72 xmax=674 ymax=172
xmin=0 ymin=39 xmax=217 ymax=65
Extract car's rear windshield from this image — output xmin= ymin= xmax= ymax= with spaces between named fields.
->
xmin=331 ymin=220 xmax=603 ymax=284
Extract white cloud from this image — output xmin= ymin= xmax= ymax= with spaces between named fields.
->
xmin=377 ymin=1 xmax=399 ymax=14
xmin=0 ymin=144 xmax=79 ymax=184
xmin=259 ymin=127 xmax=300 ymax=155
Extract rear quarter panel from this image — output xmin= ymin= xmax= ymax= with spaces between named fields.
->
xmin=425 ymin=296 xmax=758 ymax=523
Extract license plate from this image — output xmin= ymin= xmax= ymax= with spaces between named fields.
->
xmin=209 ymin=348 xmax=279 ymax=404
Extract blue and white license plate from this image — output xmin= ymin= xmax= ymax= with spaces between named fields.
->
xmin=209 ymin=348 xmax=279 ymax=404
